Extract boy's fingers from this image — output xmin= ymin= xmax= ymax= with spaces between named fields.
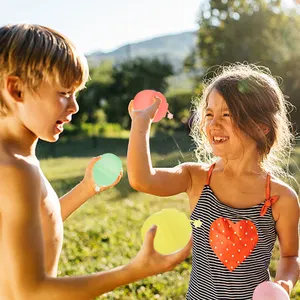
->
xmin=168 ymin=236 xmax=192 ymax=265
xmin=143 ymin=225 xmax=157 ymax=250
xmin=114 ymin=171 xmax=123 ymax=185
xmin=89 ymin=155 xmax=102 ymax=169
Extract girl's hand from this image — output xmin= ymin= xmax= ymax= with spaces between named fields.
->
xmin=274 ymin=280 xmax=291 ymax=296
xmin=128 ymin=96 xmax=161 ymax=122
xmin=127 ymin=225 xmax=192 ymax=279
xmin=81 ymin=156 xmax=123 ymax=196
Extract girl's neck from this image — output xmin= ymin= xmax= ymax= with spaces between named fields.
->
xmin=216 ymin=155 xmax=264 ymax=177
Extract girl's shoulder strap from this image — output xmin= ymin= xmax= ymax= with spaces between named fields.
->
xmin=260 ymin=173 xmax=280 ymax=216
xmin=205 ymin=163 xmax=216 ymax=185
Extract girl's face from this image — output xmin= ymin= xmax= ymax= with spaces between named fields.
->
xmin=204 ymin=88 xmax=258 ymax=159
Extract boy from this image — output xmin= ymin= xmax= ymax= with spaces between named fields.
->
xmin=0 ymin=24 xmax=192 ymax=300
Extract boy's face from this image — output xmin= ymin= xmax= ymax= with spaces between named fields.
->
xmin=18 ymin=80 xmax=79 ymax=142
xmin=204 ymin=88 xmax=257 ymax=159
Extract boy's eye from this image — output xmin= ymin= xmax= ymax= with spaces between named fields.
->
xmin=60 ymin=92 xmax=71 ymax=98
xmin=205 ymin=113 xmax=213 ymax=117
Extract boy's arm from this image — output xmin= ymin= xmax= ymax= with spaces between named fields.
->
xmin=59 ymin=181 xmax=95 ymax=221
xmin=274 ymin=187 xmax=300 ymax=295
xmin=59 ymin=156 xmax=122 ymax=221
xmin=1 ymin=162 xmax=191 ymax=300
xmin=127 ymin=99 xmax=194 ymax=196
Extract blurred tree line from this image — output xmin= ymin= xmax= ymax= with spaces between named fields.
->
xmin=186 ymin=0 xmax=300 ymax=132
xmin=66 ymin=0 xmax=300 ymax=140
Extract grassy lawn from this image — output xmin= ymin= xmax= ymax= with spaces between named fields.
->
xmin=38 ymin=133 xmax=300 ymax=299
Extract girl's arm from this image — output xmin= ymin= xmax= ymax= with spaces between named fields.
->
xmin=274 ymin=186 xmax=300 ymax=295
xmin=127 ymin=98 xmax=192 ymax=196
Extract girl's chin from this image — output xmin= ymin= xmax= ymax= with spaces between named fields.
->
xmin=211 ymin=148 xmax=231 ymax=157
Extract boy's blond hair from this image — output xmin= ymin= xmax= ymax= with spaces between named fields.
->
xmin=0 ymin=23 xmax=89 ymax=115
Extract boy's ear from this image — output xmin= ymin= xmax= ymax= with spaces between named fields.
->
xmin=5 ymin=76 xmax=24 ymax=102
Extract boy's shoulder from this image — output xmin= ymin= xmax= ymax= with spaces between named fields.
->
xmin=0 ymin=156 xmax=41 ymax=213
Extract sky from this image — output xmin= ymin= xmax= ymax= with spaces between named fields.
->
xmin=0 ymin=0 xmax=297 ymax=55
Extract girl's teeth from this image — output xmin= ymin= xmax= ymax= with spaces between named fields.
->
xmin=213 ymin=137 xmax=229 ymax=142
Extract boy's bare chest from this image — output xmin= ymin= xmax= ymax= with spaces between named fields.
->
xmin=40 ymin=175 xmax=64 ymax=275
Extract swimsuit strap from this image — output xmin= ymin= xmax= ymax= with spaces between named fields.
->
xmin=205 ymin=163 xmax=216 ymax=185
xmin=260 ymin=173 xmax=279 ymax=216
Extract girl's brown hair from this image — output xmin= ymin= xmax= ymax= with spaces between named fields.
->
xmin=190 ymin=63 xmax=294 ymax=179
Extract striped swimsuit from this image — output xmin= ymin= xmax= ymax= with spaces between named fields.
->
xmin=187 ymin=164 xmax=278 ymax=300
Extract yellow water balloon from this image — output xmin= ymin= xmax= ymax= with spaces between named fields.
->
xmin=141 ymin=208 xmax=193 ymax=255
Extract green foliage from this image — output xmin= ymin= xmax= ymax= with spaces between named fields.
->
xmin=198 ymin=0 xmax=283 ymax=68
xmin=73 ymin=62 xmax=114 ymax=126
xmin=196 ymin=0 xmax=300 ymax=128
xmin=166 ymin=91 xmax=193 ymax=120
xmin=104 ymin=57 xmax=174 ymax=128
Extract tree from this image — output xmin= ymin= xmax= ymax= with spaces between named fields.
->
xmin=73 ymin=61 xmax=114 ymax=126
xmin=194 ymin=0 xmax=300 ymax=129
xmin=105 ymin=57 xmax=174 ymax=128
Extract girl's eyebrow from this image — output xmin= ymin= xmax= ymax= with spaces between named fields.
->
xmin=205 ymin=107 xmax=229 ymax=111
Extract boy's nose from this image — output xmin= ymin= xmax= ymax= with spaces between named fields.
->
xmin=68 ymin=96 xmax=79 ymax=114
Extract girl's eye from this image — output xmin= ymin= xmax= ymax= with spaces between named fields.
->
xmin=223 ymin=113 xmax=230 ymax=117
xmin=205 ymin=113 xmax=213 ymax=117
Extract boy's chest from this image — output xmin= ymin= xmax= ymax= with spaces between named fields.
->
xmin=40 ymin=178 xmax=63 ymax=236
xmin=40 ymin=175 xmax=64 ymax=274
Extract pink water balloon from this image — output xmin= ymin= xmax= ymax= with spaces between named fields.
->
xmin=253 ymin=281 xmax=289 ymax=300
xmin=133 ymin=90 xmax=172 ymax=122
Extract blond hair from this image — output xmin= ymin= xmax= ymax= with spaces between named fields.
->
xmin=190 ymin=63 xmax=295 ymax=180
xmin=0 ymin=23 xmax=89 ymax=115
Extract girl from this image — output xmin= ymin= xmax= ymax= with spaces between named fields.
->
xmin=127 ymin=64 xmax=299 ymax=299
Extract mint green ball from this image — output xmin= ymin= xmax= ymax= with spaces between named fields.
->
xmin=92 ymin=153 xmax=122 ymax=187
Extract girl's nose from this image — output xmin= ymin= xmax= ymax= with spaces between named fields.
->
xmin=210 ymin=117 xmax=222 ymax=129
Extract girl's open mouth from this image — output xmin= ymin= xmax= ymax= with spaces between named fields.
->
xmin=212 ymin=136 xmax=229 ymax=144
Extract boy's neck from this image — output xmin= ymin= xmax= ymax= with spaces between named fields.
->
xmin=0 ymin=116 xmax=38 ymax=158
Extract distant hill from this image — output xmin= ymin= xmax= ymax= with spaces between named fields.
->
xmin=87 ymin=31 xmax=198 ymax=72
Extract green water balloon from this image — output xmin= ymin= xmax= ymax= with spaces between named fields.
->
xmin=141 ymin=208 xmax=193 ymax=255
xmin=92 ymin=153 xmax=123 ymax=187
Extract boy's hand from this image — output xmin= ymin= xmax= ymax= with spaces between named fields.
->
xmin=127 ymin=225 xmax=192 ymax=280
xmin=128 ymin=96 xmax=161 ymax=122
xmin=81 ymin=156 xmax=123 ymax=196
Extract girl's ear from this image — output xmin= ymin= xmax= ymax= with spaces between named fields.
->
xmin=5 ymin=76 xmax=24 ymax=103
xmin=259 ymin=124 xmax=270 ymax=135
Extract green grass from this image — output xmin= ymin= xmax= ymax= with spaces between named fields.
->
xmin=38 ymin=133 xmax=300 ymax=299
